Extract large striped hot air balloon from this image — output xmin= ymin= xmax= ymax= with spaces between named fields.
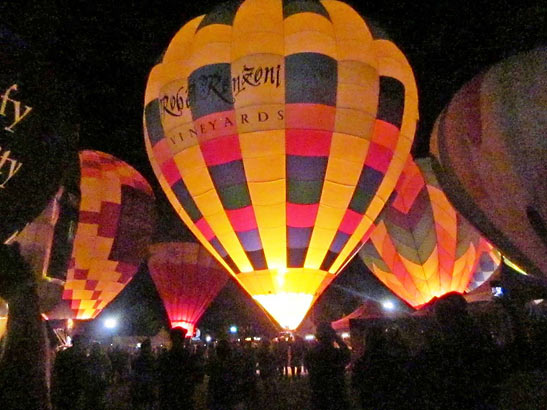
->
xmin=144 ymin=0 xmax=418 ymax=329
xmin=359 ymin=158 xmax=501 ymax=308
xmin=430 ymin=48 xmax=546 ymax=278
xmin=46 ymin=151 xmax=156 ymax=320
xmin=148 ymin=242 xmax=229 ymax=336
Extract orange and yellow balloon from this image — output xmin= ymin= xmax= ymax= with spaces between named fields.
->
xmin=47 ymin=151 xmax=156 ymax=320
xmin=144 ymin=0 xmax=418 ymax=329
xmin=359 ymin=158 xmax=501 ymax=308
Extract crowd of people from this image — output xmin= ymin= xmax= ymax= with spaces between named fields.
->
xmin=50 ymin=328 xmax=318 ymax=410
xmin=2 ymin=241 xmax=547 ymax=410
xmin=47 ymin=292 xmax=547 ymax=410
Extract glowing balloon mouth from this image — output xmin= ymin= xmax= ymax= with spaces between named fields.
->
xmin=171 ymin=320 xmax=195 ymax=337
xmin=253 ymin=292 xmax=314 ymax=330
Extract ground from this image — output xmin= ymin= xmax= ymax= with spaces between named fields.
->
xmin=106 ymin=375 xmax=361 ymax=410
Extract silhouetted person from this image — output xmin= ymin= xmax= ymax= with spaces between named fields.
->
xmin=109 ymin=345 xmax=130 ymax=383
xmin=238 ymin=341 xmax=258 ymax=409
xmin=52 ymin=335 xmax=89 ymax=410
xmin=158 ymin=327 xmax=199 ymax=410
xmin=274 ymin=337 xmax=289 ymax=377
xmin=257 ymin=339 xmax=277 ymax=395
xmin=305 ymin=322 xmax=351 ymax=410
xmin=290 ymin=336 xmax=306 ymax=378
xmin=83 ymin=342 xmax=111 ymax=410
xmin=207 ymin=340 xmax=239 ymax=410
xmin=353 ymin=326 xmax=410 ymax=410
xmin=409 ymin=292 xmax=497 ymax=409
xmin=0 ymin=243 xmax=51 ymax=410
xmin=131 ymin=338 xmax=157 ymax=410
xmin=193 ymin=344 xmax=207 ymax=384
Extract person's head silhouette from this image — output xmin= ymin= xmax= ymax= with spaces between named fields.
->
xmin=316 ymin=322 xmax=336 ymax=344
xmin=170 ymin=327 xmax=187 ymax=349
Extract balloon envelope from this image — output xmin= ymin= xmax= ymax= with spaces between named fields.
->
xmin=430 ymin=48 xmax=547 ymax=277
xmin=148 ymin=242 xmax=229 ymax=336
xmin=144 ymin=0 xmax=418 ymax=329
xmin=47 ymin=150 xmax=156 ymax=320
xmin=0 ymin=299 xmax=6 ymax=339
xmin=0 ymin=25 xmax=76 ymax=241
xmin=359 ymin=158 xmax=500 ymax=308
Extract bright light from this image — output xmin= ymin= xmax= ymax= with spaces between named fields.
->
xmin=253 ymin=292 xmax=314 ymax=330
xmin=305 ymin=334 xmax=315 ymax=341
xmin=205 ymin=335 xmax=212 ymax=343
xmin=229 ymin=325 xmax=238 ymax=334
xmin=104 ymin=317 xmax=117 ymax=329
xmin=341 ymin=332 xmax=350 ymax=339
xmin=254 ymin=337 xmax=261 ymax=341
xmin=382 ymin=300 xmax=395 ymax=311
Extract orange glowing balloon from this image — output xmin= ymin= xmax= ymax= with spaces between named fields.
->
xmin=47 ymin=151 xmax=156 ymax=320
xmin=359 ymin=158 xmax=501 ymax=308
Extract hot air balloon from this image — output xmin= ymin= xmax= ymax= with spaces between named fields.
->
xmin=144 ymin=0 xmax=418 ymax=329
xmin=430 ymin=48 xmax=546 ymax=278
xmin=359 ymin=158 xmax=501 ymax=308
xmin=148 ymin=242 xmax=229 ymax=336
xmin=5 ymin=187 xmax=73 ymax=312
xmin=0 ymin=299 xmax=6 ymax=339
xmin=46 ymin=150 xmax=156 ymax=320
xmin=466 ymin=241 xmax=502 ymax=292
xmin=0 ymin=25 xmax=76 ymax=242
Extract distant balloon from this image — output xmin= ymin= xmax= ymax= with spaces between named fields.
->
xmin=148 ymin=242 xmax=229 ymax=336
xmin=144 ymin=0 xmax=418 ymax=329
xmin=47 ymin=151 xmax=156 ymax=320
xmin=359 ymin=158 xmax=500 ymax=308
xmin=0 ymin=25 xmax=76 ymax=242
xmin=430 ymin=48 xmax=547 ymax=277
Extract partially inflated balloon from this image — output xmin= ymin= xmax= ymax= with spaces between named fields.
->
xmin=144 ymin=0 xmax=418 ymax=329
xmin=7 ymin=188 xmax=73 ymax=312
xmin=0 ymin=299 xmax=6 ymax=339
xmin=47 ymin=151 xmax=156 ymax=320
xmin=430 ymin=48 xmax=546 ymax=278
xmin=148 ymin=242 xmax=229 ymax=336
xmin=0 ymin=25 xmax=76 ymax=241
xmin=359 ymin=158 xmax=500 ymax=308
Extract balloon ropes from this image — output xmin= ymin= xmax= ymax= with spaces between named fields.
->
xmin=359 ymin=158 xmax=501 ymax=308
xmin=430 ymin=48 xmax=546 ymax=278
xmin=144 ymin=0 xmax=418 ymax=329
xmin=148 ymin=242 xmax=229 ymax=336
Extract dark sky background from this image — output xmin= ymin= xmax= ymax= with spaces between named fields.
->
xmin=2 ymin=0 xmax=545 ymax=336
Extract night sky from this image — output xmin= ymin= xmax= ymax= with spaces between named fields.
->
xmin=2 ymin=0 xmax=545 ymax=336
